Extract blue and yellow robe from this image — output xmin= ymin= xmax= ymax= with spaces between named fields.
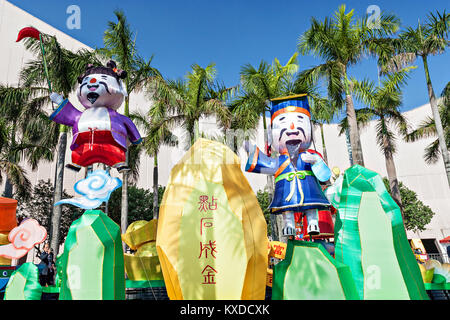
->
xmin=245 ymin=147 xmax=331 ymax=213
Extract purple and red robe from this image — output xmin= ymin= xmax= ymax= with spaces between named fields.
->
xmin=49 ymin=99 xmax=142 ymax=167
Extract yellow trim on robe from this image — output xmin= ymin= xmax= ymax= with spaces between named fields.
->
xmin=270 ymin=93 xmax=308 ymax=102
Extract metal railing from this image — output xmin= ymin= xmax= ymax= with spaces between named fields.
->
xmin=425 ymin=253 xmax=449 ymax=264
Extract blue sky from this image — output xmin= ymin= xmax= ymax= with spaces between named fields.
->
xmin=9 ymin=0 xmax=450 ymax=115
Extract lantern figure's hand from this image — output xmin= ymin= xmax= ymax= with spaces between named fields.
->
xmin=302 ymin=152 xmax=332 ymax=182
xmin=301 ymin=152 xmax=319 ymax=164
xmin=50 ymin=92 xmax=64 ymax=105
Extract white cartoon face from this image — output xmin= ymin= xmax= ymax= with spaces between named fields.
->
xmin=77 ymin=73 xmax=127 ymax=110
xmin=271 ymin=112 xmax=312 ymax=154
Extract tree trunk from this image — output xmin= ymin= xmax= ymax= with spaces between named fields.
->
xmin=383 ymin=134 xmax=403 ymax=213
xmin=121 ymin=156 xmax=129 ymax=252
xmin=102 ymin=164 xmax=110 ymax=215
xmin=50 ymin=129 xmax=67 ymax=255
xmin=344 ymin=128 xmax=354 ymax=166
xmin=270 ymin=214 xmax=284 ymax=243
xmin=262 ymin=111 xmax=274 ymax=195
xmin=345 ymin=93 xmax=365 ymax=167
xmin=343 ymin=69 xmax=365 ymax=167
xmin=3 ymin=121 xmax=16 ymax=198
xmin=319 ymin=123 xmax=329 ymax=165
xmin=187 ymin=122 xmax=195 ymax=147
xmin=153 ymin=153 xmax=159 ymax=220
xmin=2 ymin=179 xmax=13 ymax=198
xmin=262 ymin=105 xmax=277 ymax=239
xmin=422 ymin=55 xmax=450 ymax=187
xmin=121 ymin=97 xmax=130 ymax=251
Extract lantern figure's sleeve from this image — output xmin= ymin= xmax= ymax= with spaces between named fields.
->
xmin=245 ymin=145 xmax=278 ymax=175
xmin=305 ymin=149 xmax=332 ymax=182
xmin=49 ymin=99 xmax=82 ymax=127
xmin=122 ymin=115 xmax=142 ymax=145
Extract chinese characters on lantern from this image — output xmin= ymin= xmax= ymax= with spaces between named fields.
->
xmin=201 ymin=265 xmax=218 ymax=285
xmin=197 ymin=195 xmax=218 ymax=285
xmin=198 ymin=195 xmax=218 ymax=212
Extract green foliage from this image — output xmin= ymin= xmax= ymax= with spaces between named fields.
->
xmin=20 ymin=33 xmax=101 ymax=97
xmin=149 ymin=63 xmax=232 ymax=147
xmin=256 ymin=190 xmax=272 ymax=236
xmin=231 ymin=53 xmax=299 ymax=134
xmin=297 ymin=4 xmax=400 ymax=108
xmin=107 ymin=185 xmax=165 ymax=226
xmin=0 ymin=85 xmax=57 ymax=199
xmin=405 ymin=81 xmax=450 ymax=164
xmin=382 ymin=178 xmax=435 ymax=232
xmin=15 ymin=180 xmax=83 ymax=245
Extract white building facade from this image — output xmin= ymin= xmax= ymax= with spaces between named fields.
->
xmin=1 ymin=0 xmax=449 ymax=258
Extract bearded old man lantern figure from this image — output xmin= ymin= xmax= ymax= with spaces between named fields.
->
xmin=245 ymin=94 xmax=332 ymax=238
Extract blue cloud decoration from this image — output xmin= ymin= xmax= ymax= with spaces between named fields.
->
xmin=55 ymin=169 xmax=122 ymax=209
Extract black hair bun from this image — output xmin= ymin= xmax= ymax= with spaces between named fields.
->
xmin=77 ymin=60 xmax=126 ymax=83
xmin=106 ymin=60 xmax=117 ymax=70
xmin=117 ymin=70 xmax=127 ymax=79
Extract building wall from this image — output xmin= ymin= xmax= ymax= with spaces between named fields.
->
xmin=1 ymin=0 xmax=449 ymax=252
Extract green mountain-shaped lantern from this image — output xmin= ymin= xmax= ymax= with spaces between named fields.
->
xmin=272 ymin=240 xmax=359 ymax=300
xmin=4 ymin=263 xmax=42 ymax=300
xmin=329 ymin=165 xmax=428 ymax=300
xmin=59 ymin=210 xmax=125 ymax=300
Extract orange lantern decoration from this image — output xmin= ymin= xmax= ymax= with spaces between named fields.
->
xmin=0 ymin=197 xmax=18 ymax=265
xmin=0 ymin=198 xmax=17 ymax=233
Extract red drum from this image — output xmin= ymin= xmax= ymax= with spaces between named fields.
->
xmin=294 ymin=206 xmax=336 ymax=240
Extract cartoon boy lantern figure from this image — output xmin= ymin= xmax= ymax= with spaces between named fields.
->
xmin=245 ymin=94 xmax=331 ymax=237
xmin=49 ymin=60 xmax=141 ymax=172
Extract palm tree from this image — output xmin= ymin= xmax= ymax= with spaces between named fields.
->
xmin=130 ymin=111 xmax=177 ymax=219
xmin=382 ymin=10 xmax=450 ymax=186
xmin=98 ymin=10 xmax=161 ymax=238
xmin=0 ymin=119 xmax=31 ymax=199
xmin=0 ymin=85 xmax=55 ymax=199
xmin=230 ymin=54 xmax=299 ymax=242
xmin=405 ymin=82 xmax=450 ymax=164
xmin=235 ymin=53 xmax=299 ymax=153
xmin=309 ymin=97 xmax=336 ymax=165
xmin=297 ymin=4 xmax=400 ymax=166
xmin=339 ymin=68 xmax=413 ymax=209
xmin=292 ymin=80 xmax=339 ymax=165
xmin=149 ymin=63 xmax=232 ymax=147
xmin=19 ymin=33 xmax=100 ymax=253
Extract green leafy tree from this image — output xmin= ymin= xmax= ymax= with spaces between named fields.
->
xmin=339 ymin=67 xmax=413 ymax=209
xmin=382 ymin=10 xmax=450 ymax=186
xmin=233 ymin=53 xmax=299 ymax=150
xmin=107 ymin=185 xmax=165 ymax=226
xmin=297 ymin=4 xmax=400 ymax=166
xmin=150 ymin=63 xmax=232 ymax=147
xmin=98 ymin=10 xmax=161 ymax=237
xmin=382 ymin=178 xmax=434 ymax=233
xmin=0 ymin=85 xmax=54 ymax=199
xmin=0 ymin=120 xmax=32 ymax=200
xmin=293 ymin=81 xmax=339 ymax=165
xmin=405 ymin=81 xmax=450 ymax=164
xmin=256 ymin=190 xmax=272 ymax=237
xmin=232 ymin=54 xmax=299 ymax=242
xmin=230 ymin=52 xmax=298 ymax=239
xmin=130 ymin=111 xmax=177 ymax=219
